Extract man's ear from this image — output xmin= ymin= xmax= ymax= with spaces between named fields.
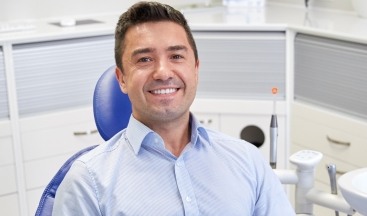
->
xmin=195 ymin=59 xmax=200 ymax=83
xmin=115 ymin=67 xmax=128 ymax=94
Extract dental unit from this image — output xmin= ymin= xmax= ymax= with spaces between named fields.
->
xmin=269 ymin=88 xmax=358 ymax=215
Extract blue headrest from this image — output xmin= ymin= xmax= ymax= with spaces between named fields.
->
xmin=93 ymin=66 xmax=132 ymax=141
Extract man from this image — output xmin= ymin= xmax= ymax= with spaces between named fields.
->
xmin=53 ymin=1 xmax=295 ymax=215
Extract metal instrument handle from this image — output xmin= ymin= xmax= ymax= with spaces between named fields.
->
xmin=327 ymin=164 xmax=339 ymax=216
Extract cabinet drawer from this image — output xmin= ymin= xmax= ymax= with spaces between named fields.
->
xmin=0 ymin=194 xmax=20 ymax=216
xmin=24 ymin=153 xmax=71 ymax=189
xmin=27 ymin=188 xmax=44 ymax=216
xmin=20 ymin=107 xmax=103 ymax=161
xmin=291 ymin=102 xmax=367 ymax=167
xmin=0 ymin=121 xmax=13 ymax=166
xmin=0 ymin=165 xmax=17 ymax=195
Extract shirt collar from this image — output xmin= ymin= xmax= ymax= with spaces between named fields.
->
xmin=125 ymin=113 xmax=211 ymax=155
xmin=190 ymin=114 xmax=210 ymax=147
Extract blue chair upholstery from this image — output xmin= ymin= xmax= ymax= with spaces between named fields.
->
xmin=93 ymin=65 xmax=132 ymax=141
xmin=35 ymin=145 xmax=97 ymax=216
xmin=35 ymin=65 xmax=132 ymax=215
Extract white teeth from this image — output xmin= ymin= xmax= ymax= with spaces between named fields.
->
xmin=152 ymin=88 xmax=177 ymax=95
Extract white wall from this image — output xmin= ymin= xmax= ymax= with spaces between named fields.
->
xmin=0 ymin=0 xmax=356 ymax=23
xmin=0 ymin=0 xmax=209 ymax=22
xmin=267 ymin=0 xmax=354 ymax=11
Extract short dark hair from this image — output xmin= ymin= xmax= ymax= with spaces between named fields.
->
xmin=114 ymin=1 xmax=198 ymax=71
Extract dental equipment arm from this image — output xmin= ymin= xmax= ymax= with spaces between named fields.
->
xmin=274 ymin=150 xmax=355 ymax=215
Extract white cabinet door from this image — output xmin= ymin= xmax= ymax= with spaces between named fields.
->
xmin=12 ymin=35 xmax=115 ymax=116
xmin=294 ymin=33 xmax=367 ymax=120
xmin=193 ymin=31 xmax=286 ymax=100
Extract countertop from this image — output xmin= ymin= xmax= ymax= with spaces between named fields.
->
xmin=1 ymin=3 xmax=367 ymax=44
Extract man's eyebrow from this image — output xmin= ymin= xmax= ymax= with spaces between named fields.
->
xmin=132 ymin=48 xmax=155 ymax=57
xmin=167 ymin=45 xmax=188 ymax=52
xmin=131 ymin=45 xmax=187 ymax=57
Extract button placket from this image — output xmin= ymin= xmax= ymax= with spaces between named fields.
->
xmin=174 ymin=157 xmax=199 ymax=216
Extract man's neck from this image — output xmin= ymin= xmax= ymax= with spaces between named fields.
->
xmin=152 ymin=116 xmax=191 ymax=157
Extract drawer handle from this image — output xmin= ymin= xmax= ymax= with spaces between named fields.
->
xmin=326 ymin=136 xmax=351 ymax=147
xmin=73 ymin=129 xmax=98 ymax=136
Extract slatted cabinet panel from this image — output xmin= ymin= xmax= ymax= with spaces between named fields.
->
xmin=193 ymin=31 xmax=286 ymax=100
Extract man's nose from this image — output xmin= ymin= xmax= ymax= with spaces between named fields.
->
xmin=153 ymin=58 xmax=173 ymax=80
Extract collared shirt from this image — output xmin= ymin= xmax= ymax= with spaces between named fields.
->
xmin=53 ymin=114 xmax=295 ymax=216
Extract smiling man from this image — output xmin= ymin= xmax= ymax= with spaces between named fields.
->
xmin=52 ymin=1 xmax=295 ymax=215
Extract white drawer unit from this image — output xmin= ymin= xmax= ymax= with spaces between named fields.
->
xmin=20 ymin=107 xmax=103 ymax=161
xmin=19 ymin=107 xmax=103 ymax=215
xmin=291 ymin=102 xmax=366 ymax=215
xmin=291 ymin=102 xmax=367 ymax=168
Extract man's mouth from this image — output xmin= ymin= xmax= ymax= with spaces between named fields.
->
xmin=150 ymin=88 xmax=178 ymax=95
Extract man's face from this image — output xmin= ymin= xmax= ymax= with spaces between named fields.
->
xmin=116 ymin=21 xmax=199 ymax=125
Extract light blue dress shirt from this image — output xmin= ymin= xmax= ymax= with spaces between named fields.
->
xmin=53 ymin=114 xmax=295 ymax=215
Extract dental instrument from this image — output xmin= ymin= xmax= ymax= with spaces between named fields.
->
xmin=270 ymin=87 xmax=278 ymax=169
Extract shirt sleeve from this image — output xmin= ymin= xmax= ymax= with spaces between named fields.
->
xmin=250 ymin=145 xmax=296 ymax=216
xmin=52 ymin=160 xmax=101 ymax=215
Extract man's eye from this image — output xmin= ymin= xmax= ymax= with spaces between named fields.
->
xmin=172 ymin=55 xmax=183 ymax=60
xmin=138 ymin=57 xmax=151 ymax=62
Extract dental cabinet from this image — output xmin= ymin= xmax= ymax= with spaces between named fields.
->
xmin=2 ymin=35 xmax=115 ymax=216
xmin=1 ymin=3 xmax=367 ymax=215
xmin=291 ymin=33 xmax=367 ymax=216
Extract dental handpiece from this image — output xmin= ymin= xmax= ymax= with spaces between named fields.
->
xmin=270 ymin=87 xmax=278 ymax=169
xmin=270 ymin=114 xmax=278 ymax=169
xmin=327 ymin=164 xmax=339 ymax=216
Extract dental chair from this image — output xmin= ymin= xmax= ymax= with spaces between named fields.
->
xmin=35 ymin=65 xmax=131 ymax=216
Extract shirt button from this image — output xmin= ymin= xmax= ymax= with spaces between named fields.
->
xmin=186 ymin=196 xmax=191 ymax=202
